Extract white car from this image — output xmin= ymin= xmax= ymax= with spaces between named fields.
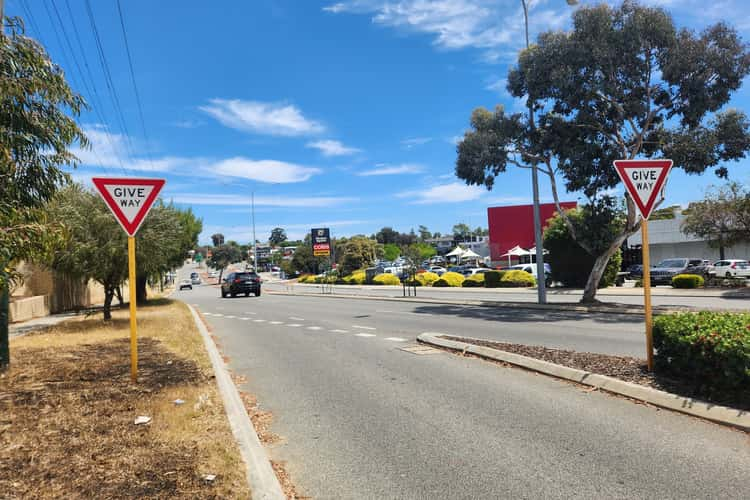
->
xmin=709 ymin=259 xmax=750 ymax=278
xmin=427 ymin=266 xmax=447 ymax=276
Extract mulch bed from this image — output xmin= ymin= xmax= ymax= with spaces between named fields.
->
xmin=0 ymin=338 xmax=222 ymax=499
xmin=442 ymin=336 xmax=750 ymax=411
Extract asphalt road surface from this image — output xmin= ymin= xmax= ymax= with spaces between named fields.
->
xmin=178 ymin=277 xmax=749 ymax=499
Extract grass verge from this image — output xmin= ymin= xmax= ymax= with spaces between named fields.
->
xmin=0 ymin=299 xmax=248 ymax=498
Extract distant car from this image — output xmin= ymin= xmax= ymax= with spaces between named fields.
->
xmin=190 ymin=276 xmax=201 ymax=285
xmin=709 ymin=259 xmax=750 ymax=278
xmin=429 ymin=266 xmax=447 ymax=276
xmin=179 ymin=279 xmax=192 ymax=290
xmin=649 ymin=258 xmax=706 ymax=285
xmin=221 ymin=271 xmax=261 ymax=298
xmin=462 ymin=267 xmax=486 ymax=277
xmin=508 ymin=263 xmax=552 ymax=287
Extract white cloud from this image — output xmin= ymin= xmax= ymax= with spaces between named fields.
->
xmin=169 ymin=193 xmax=356 ymax=208
xmin=199 ymin=98 xmax=325 ymax=136
xmin=72 ymin=126 xmax=321 ymax=184
xmin=209 ymin=157 xmax=320 ymax=183
xmin=397 ymin=181 xmax=485 ymax=204
xmin=324 ymin=1 xmax=573 ymax=61
xmin=401 ymin=136 xmax=432 ymax=149
xmin=357 ymin=163 xmax=424 ymax=176
xmin=485 ymin=77 xmax=508 ymax=96
xmin=306 ymin=139 xmax=362 ymax=156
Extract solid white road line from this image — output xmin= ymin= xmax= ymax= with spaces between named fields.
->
xmin=385 ymin=337 xmax=407 ymax=342
xmin=354 ymin=333 xmax=376 ymax=338
xmin=352 ymin=325 xmax=376 ymax=330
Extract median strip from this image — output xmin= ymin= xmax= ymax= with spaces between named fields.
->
xmin=418 ymin=333 xmax=749 ymax=431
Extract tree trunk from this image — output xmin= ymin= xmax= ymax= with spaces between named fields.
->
xmin=218 ymin=269 xmax=224 ymax=283
xmin=115 ymin=286 xmax=123 ymax=306
xmin=103 ymin=286 xmax=115 ymax=321
xmin=719 ymin=245 xmax=725 ymax=260
xmin=136 ymin=274 xmax=148 ymax=305
xmin=580 ymin=232 xmax=631 ymax=303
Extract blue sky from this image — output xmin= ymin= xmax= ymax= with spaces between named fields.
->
xmin=9 ymin=0 xmax=750 ymax=243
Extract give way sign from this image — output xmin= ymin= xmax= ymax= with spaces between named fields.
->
xmin=92 ymin=177 xmax=166 ymax=236
xmin=613 ymin=160 xmax=673 ymax=220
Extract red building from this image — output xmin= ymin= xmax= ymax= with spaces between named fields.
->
xmin=487 ymin=202 xmax=577 ymax=264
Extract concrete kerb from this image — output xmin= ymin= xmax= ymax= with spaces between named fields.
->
xmin=417 ymin=333 xmax=750 ymax=432
xmin=187 ymin=304 xmax=285 ymax=500
xmin=265 ymin=289 xmax=690 ymax=316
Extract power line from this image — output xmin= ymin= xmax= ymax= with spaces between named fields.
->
xmin=41 ymin=0 xmax=82 ymax=92
xmin=83 ymin=0 xmax=137 ymax=170
xmin=115 ymin=0 xmax=154 ymax=172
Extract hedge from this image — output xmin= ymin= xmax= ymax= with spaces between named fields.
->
xmin=462 ymin=274 xmax=485 ymax=287
xmin=484 ymin=270 xmax=505 ymax=288
xmin=416 ymin=271 xmax=440 ymax=286
xmin=372 ymin=273 xmax=401 ymax=286
xmin=298 ymin=274 xmax=314 ymax=283
xmin=432 ymin=271 xmax=465 ymax=287
xmin=653 ymin=312 xmax=750 ymax=393
xmin=671 ymin=274 xmax=704 ymax=289
xmin=342 ymin=270 xmax=366 ymax=285
xmin=499 ymin=270 xmax=536 ymax=287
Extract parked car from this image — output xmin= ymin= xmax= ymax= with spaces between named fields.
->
xmin=626 ymin=264 xmax=643 ymax=279
xmin=429 ymin=266 xmax=447 ymax=276
xmin=649 ymin=258 xmax=706 ymax=285
xmin=709 ymin=259 xmax=750 ymax=278
xmin=462 ymin=267 xmax=487 ymax=277
xmin=221 ymin=271 xmax=262 ymax=297
xmin=190 ymin=272 xmax=201 ymax=285
xmin=178 ymin=279 xmax=192 ymax=290
xmin=508 ymin=263 xmax=552 ymax=286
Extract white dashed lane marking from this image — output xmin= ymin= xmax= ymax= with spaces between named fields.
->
xmin=239 ymin=317 xmax=251 ymax=321
xmin=269 ymin=321 xmax=283 ymax=325
xmin=225 ymin=315 xmax=236 ymax=319
xmin=307 ymin=326 xmax=322 ymax=331
xmin=329 ymin=329 xmax=349 ymax=334
xmin=352 ymin=325 xmax=376 ymax=331
xmin=289 ymin=316 xmax=305 ymax=321
xmin=253 ymin=319 xmax=266 ymax=323
xmin=385 ymin=337 xmax=407 ymax=342
xmin=287 ymin=324 xmax=302 ymax=328
xmin=355 ymin=333 xmax=376 ymax=338
xmin=245 ymin=311 xmax=257 ymax=315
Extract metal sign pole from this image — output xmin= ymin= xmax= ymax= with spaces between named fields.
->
xmin=641 ymin=220 xmax=654 ymax=371
xmin=128 ymin=236 xmax=138 ymax=383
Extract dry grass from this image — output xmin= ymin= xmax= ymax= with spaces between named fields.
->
xmin=1 ymin=299 xmax=248 ymax=499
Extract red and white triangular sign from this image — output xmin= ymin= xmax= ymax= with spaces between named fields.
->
xmin=613 ymin=160 xmax=673 ymax=220
xmin=92 ymin=177 xmax=165 ymax=236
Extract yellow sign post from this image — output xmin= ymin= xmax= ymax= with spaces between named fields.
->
xmin=128 ymin=236 xmax=138 ymax=382
xmin=92 ymin=177 xmax=165 ymax=383
xmin=613 ymin=160 xmax=672 ymax=371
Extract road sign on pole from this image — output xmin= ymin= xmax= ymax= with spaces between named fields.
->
xmin=614 ymin=160 xmax=672 ymax=371
xmin=92 ymin=177 xmax=165 ymax=383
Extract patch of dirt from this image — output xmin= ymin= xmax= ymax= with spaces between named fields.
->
xmin=0 ymin=338 xmax=225 ymax=499
xmin=441 ymin=336 xmax=750 ymax=411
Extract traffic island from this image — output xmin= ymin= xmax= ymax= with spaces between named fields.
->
xmin=417 ymin=333 xmax=749 ymax=431
xmin=0 ymin=299 xmax=250 ymax=498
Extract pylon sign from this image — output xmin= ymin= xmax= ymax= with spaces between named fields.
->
xmin=613 ymin=160 xmax=673 ymax=220
xmin=92 ymin=178 xmax=165 ymax=236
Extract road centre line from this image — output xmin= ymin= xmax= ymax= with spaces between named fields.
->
xmin=352 ymin=325 xmax=376 ymax=330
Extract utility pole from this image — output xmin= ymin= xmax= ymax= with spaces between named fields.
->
xmin=521 ymin=0 xmax=547 ymax=305
xmin=252 ymin=191 xmax=257 ymax=272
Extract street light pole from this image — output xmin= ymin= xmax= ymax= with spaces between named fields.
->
xmin=520 ymin=0 xmax=577 ymax=304
xmin=251 ymin=191 xmax=257 ymax=272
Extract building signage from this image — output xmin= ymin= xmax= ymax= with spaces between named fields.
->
xmin=311 ymin=228 xmax=331 ymax=257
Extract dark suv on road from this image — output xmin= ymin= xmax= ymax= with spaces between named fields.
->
xmin=221 ymin=272 xmax=261 ymax=298
xmin=649 ymin=258 xmax=707 ymax=285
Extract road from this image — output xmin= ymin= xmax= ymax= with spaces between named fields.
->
xmin=266 ymin=280 xmax=750 ymax=311
xmin=178 ymin=277 xmax=749 ymax=499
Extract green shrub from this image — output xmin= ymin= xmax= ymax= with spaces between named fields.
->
xmin=499 ymin=270 xmax=536 ymax=287
xmin=440 ymin=271 xmax=466 ymax=287
xmin=483 ymin=270 xmax=505 ymax=288
xmin=543 ymin=207 xmax=623 ymax=288
xmin=671 ymin=274 xmax=704 ymax=289
xmin=653 ymin=312 xmax=750 ymax=393
xmin=372 ymin=273 xmax=401 ymax=286
xmin=462 ymin=274 xmax=485 ymax=287
xmin=416 ymin=271 xmax=439 ymax=286
xmin=342 ymin=269 xmax=366 ymax=285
